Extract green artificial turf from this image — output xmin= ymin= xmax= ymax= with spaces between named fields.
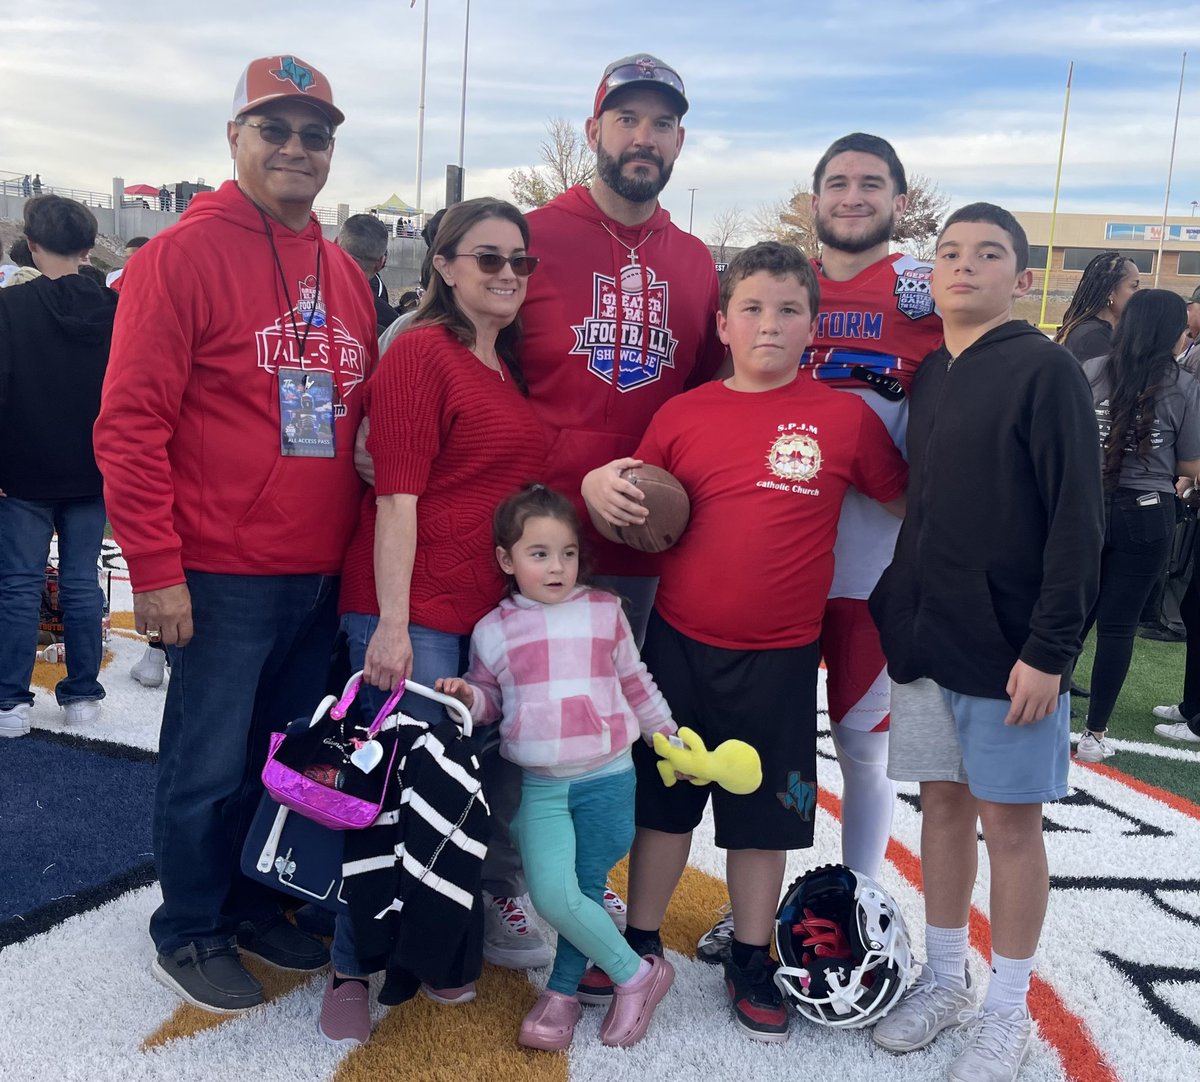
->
xmin=1073 ymin=631 xmax=1200 ymax=803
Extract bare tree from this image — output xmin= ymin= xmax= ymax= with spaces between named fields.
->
xmin=509 ymin=117 xmax=595 ymax=209
xmin=708 ymin=205 xmax=747 ymax=262
xmin=894 ymin=173 xmax=951 ymax=260
xmin=751 ymin=174 xmax=951 ymax=261
xmin=749 ymin=185 xmax=820 ymax=257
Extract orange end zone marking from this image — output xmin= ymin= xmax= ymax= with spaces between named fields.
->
xmin=1072 ymin=758 xmax=1200 ymax=823
xmin=816 ymin=789 xmax=1119 ymax=1082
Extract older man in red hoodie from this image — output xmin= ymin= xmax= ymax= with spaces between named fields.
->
xmin=94 ymin=55 xmax=376 ymax=1014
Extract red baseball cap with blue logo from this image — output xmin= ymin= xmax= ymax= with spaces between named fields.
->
xmin=232 ymin=55 xmax=345 ymax=127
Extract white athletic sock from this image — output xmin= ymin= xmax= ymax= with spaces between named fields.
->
xmin=925 ymin=924 xmax=970 ymax=990
xmin=983 ymin=951 xmax=1033 ymax=1015
xmin=831 ymin=723 xmax=894 ymax=878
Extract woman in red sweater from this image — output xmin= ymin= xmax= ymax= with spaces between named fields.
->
xmin=326 ymin=198 xmax=547 ymax=1045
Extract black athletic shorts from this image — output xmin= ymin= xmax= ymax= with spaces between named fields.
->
xmin=633 ymin=609 xmax=819 ymax=851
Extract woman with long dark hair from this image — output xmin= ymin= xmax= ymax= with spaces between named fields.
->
xmin=326 ymin=197 xmax=549 ymax=1042
xmin=1075 ymin=289 xmax=1200 ymax=762
xmin=1055 ymin=251 xmax=1140 ymax=362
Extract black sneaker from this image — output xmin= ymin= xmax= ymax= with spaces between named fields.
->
xmin=724 ymin=950 xmax=789 ymax=1043
xmin=237 ymin=914 xmax=329 ymax=971
xmin=152 ymin=940 xmax=264 ymax=1013
xmin=576 ymin=930 xmax=663 ymax=1005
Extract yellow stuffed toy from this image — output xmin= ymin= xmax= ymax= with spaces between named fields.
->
xmin=653 ymin=727 xmax=762 ymax=795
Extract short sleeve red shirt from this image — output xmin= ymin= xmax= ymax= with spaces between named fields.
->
xmin=634 ymin=377 xmax=907 ymax=649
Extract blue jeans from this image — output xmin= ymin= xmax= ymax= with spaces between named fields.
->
xmin=333 ymin=613 xmax=525 ymax=975
xmin=514 ymin=767 xmax=640 ymax=995
xmin=0 ymin=495 xmax=106 ymax=708
xmin=150 ymin=571 xmax=339 ymax=954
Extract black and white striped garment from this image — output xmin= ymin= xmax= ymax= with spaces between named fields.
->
xmin=341 ymin=713 xmax=490 ymax=1002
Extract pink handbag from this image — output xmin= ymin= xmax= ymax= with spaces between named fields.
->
xmin=261 ymin=671 xmax=406 ymax=831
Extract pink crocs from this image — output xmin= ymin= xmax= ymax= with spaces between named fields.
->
xmin=518 ymin=989 xmax=583 ymax=1051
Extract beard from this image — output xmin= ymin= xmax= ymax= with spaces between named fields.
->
xmin=596 ymin=144 xmax=674 ymax=204
xmin=814 ymin=207 xmax=895 ymax=255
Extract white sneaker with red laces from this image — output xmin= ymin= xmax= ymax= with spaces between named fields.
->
xmin=482 ymin=893 xmax=553 ymax=969
xmin=603 ymin=886 xmax=628 ymax=931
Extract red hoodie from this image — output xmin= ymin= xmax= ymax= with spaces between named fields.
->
xmin=94 ymin=181 xmax=377 ymax=591
xmin=522 ymin=186 xmax=724 ymax=575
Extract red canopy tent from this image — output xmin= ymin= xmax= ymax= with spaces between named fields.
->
xmin=123 ymin=184 xmax=160 ymax=197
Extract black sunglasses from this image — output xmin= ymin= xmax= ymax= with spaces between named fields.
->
xmin=450 ymin=252 xmax=539 ymax=277
xmin=240 ymin=119 xmax=334 ymax=152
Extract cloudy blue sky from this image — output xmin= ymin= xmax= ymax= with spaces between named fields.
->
xmin=4 ymin=0 xmax=1198 ymax=240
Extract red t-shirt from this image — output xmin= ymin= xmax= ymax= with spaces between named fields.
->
xmin=634 ymin=378 xmax=907 ymax=649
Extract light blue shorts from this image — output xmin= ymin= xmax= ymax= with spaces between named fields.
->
xmin=888 ymin=677 xmax=1070 ymax=803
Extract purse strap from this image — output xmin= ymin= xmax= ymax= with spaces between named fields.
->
xmin=329 ymin=671 xmax=406 ymax=737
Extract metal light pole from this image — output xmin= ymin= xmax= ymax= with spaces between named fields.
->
xmin=414 ymin=0 xmax=430 ymax=213
xmin=688 ymin=187 xmax=698 ymax=234
xmin=457 ymin=0 xmax=471 ymax=170
xmin=1191 ymin=200 xmax=1198 ymax=218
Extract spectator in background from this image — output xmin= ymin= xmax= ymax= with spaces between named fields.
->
xmin=1055 ymin=251 xmax=1140 ymax=363
xmin=9 ymin=238 xmax=36 ymax=267
xmin=31 ymin=174 xmax=43 ymax=196
xmin=1178 ymin=285 xmax=1200 ymax=371
xmin=375 ymin=207 xmax=446 ymax=355
xmin=159 ymin=184 xmax=171 ymax=212
xmin=336 ymin=213 xmax=399 ymax=334
xmin=21 ymin=174 xmax=32 ymax=197
xmin=106 ymin=237 xmax=152 ymax=289
xmin=1074 ymin=290 xmax=1200 ymax=763
xmin=0 ymin=195 xmax=117 ymax=738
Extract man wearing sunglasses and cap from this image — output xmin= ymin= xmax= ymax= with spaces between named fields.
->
xmin=95 ymin=55 xmax=376 ymax=1014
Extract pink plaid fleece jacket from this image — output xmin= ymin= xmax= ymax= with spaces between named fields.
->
xmin=463 ymin=587 xmax=676 ymax=778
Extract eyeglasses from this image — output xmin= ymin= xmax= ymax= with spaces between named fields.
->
xmin=450 ymin=252 xmax=539 ymax=277
xmin=239 ymin=119 xmax=334 ymax=152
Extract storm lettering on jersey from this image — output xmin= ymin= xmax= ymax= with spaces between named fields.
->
xmin=816 ymin=310 xmax=884 ymax=341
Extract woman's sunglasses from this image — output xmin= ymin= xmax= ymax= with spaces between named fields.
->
xmin=450 ymin=252 xmax=539 ymax=277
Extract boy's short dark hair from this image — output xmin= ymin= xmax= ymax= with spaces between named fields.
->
xmin=939 ymin=202 xmax=1029 ymax=272
xmin=23 ymin=195 xmax=97 ymax=256
xmin=124 ymin=236 xmax=151 ymax=250
xmin=813 ymin=133 xmax=907 ymax=195
xmin=719 ymin=241 xmax=820 ymax=316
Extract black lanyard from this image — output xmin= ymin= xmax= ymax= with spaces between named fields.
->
xmin=246 ymin=191 xmax=323 ymax=362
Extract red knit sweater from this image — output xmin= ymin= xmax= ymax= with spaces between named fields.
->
xmin=339 ymin=324 xmax=547 ymax=633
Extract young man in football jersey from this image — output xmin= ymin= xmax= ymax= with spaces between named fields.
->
xmin=694 ymin=133 xmax=942 ymax=966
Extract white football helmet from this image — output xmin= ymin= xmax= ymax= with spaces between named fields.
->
xmin=774 ymin=863 xmax=915 ymax=1028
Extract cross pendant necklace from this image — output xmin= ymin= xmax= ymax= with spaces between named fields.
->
xmin=601 ymin=222 xmax=654 ymax=265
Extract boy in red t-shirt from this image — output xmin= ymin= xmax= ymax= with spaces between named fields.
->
xmin=581 ymin=241 xmax=907 ymax=1042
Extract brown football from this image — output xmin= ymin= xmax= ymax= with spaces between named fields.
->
xmin=590 ymin=464 xmax=690 ymax=553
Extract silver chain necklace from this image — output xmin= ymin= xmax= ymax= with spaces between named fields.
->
xmin=600 ymin=222 xmax=655 ymax=266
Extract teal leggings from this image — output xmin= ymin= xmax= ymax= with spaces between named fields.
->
xmin=512 ymin=767 xmax=643 ymax=995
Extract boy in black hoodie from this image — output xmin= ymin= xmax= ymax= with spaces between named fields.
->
xmin=869 ymin=204 xmax=1103 ymax=1082
xmin=0 ymin=195 xmax=117 ymax=738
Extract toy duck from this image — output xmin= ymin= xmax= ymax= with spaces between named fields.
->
xmin=653 ymin=727 xmax=762 ymax=795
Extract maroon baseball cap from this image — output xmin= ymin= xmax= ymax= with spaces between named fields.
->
xmin=232 ymin=55 xmax=344 ymax=127
xmin=593 ymin=54 xmax=688 ymax=118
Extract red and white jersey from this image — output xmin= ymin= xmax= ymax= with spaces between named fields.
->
xmin=800 ymin=253 xmax=944 ymax=600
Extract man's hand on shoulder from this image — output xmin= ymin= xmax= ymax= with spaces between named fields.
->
xmin=1004 ymin=659 xmax=1061 ymax=726
xmin=134 ymin=584 xmax=193 ymax=647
